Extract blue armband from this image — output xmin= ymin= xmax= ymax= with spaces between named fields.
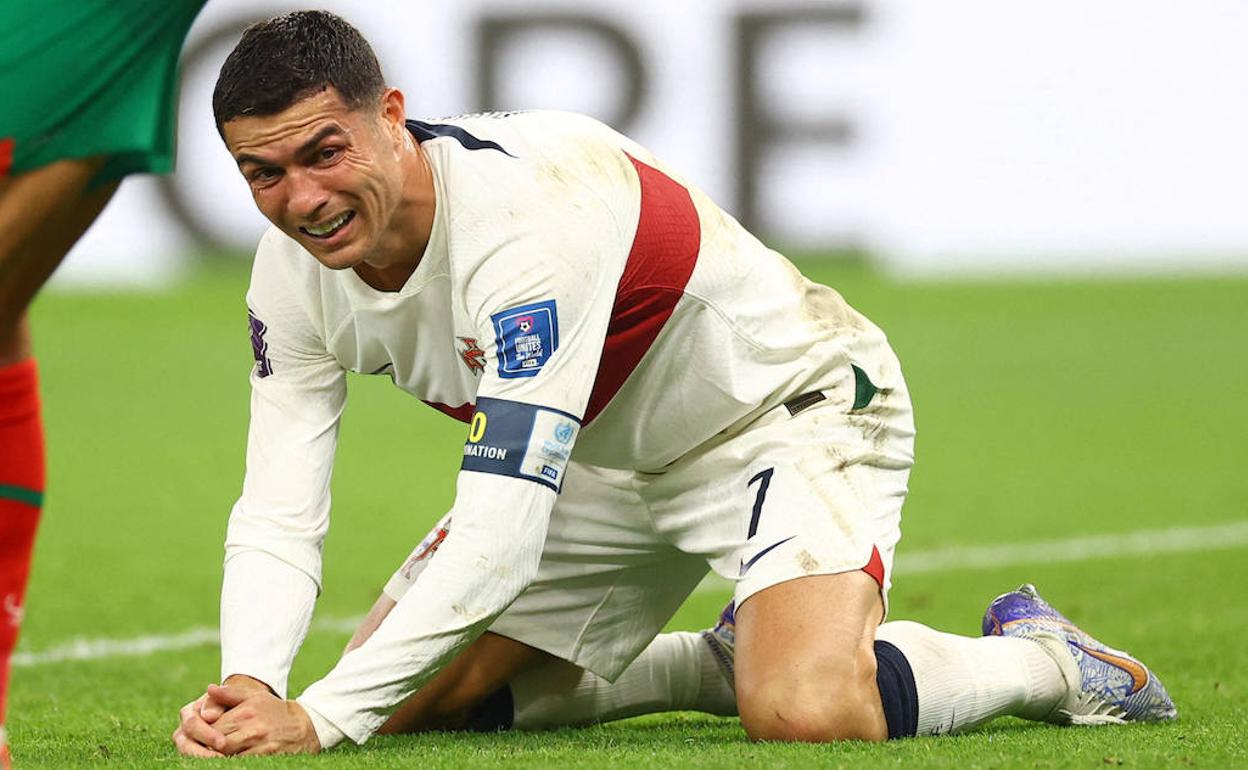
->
xmin=461 ymin=397 xmax=580 ymax=491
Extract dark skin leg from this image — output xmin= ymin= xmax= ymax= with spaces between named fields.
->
xmin=0 ymin=156 xmax=118 ymax=364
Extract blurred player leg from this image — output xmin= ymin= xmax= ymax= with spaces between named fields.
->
xmin=0 ymin=322 xmax=40 ymax=770
xmin=0 ymin=166 xmax=119 ymax=768
xmin=0 ymin=157 xmax=113 ymax=328
xmin=1 ymin=3 xmax=203 ymax=763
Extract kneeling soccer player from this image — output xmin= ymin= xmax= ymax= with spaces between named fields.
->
xmin=173 ymin=11 xmax=1176 ymax=756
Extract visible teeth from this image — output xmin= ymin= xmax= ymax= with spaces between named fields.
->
xmin=305 ymin=211 xmax=350 ymax=236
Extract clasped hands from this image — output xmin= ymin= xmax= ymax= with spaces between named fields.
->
xmin=171 ymin=675 xmax=321 ymax=757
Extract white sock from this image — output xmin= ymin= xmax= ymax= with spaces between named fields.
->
xmin=510 ymin=631 xmax=736 ymax=729
xmin=875 ymin=620 xmax=1066 ymax=735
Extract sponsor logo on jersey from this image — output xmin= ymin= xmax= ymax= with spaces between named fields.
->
xmin=247 ymin=309 xmax=273 ymax=378
xmin=491 ymin=300 xmax=558 ymax=378
xmin=458 ymin=337 xmax=486 ymax=375
xmin=460 ymin=397 xmax=581 ymax=491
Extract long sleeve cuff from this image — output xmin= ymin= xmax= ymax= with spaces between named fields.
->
xmin=299 ymin=698 xmax=349 ymax=751
xmin=295 ymin=474 xmax=553 ymax=742
xmin=220 ymin=549 xmax=318 ymax=698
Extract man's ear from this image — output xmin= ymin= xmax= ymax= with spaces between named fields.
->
xmin=379 ymin=88 xmax=407 ymax=138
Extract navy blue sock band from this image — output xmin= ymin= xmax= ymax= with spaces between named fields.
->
xmin=464 ymin=685 xmax=515 ymax=732
xmin=874 ymin=639 xmax=919 ymax=739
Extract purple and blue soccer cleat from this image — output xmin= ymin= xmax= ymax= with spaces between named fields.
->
xmin=701 ymin=601 xmax=737 ymax=686
xmin=983 ymin=584 xmax=1177 ymax=724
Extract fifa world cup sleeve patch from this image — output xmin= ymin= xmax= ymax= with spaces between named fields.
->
xmin=248 ymin=309 xmax=273 ymax=378
xmin=461 ymin=397 xmax=580 ymax=492
xmin=491 ymin=300 xmax=559 ymax=378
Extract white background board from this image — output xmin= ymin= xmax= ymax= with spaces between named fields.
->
xmin=55 ymin=0 xmax=1248 ymax=285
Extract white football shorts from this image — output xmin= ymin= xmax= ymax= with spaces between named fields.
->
xmin=389 ymin=348 xmax=915 ymax=681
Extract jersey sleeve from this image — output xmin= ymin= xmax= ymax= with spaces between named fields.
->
xmin=468 ymin=192 xmax=626 ymax=409
xmin=219 ymin=231 xmax=348 ymax=697
xmin=452 ymin=169 xmax=633 ymax=491
xmin=298 ymin=470 xmax=551 ymax=744
xmin=295 ymin=164 xmax=635 ymax=745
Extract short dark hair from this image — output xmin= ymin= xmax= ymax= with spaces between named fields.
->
xmin=212 ymin=10 xmax=386 ymax=136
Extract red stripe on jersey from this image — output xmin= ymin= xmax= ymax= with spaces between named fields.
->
xmin=583 ymin=155 xmax=701 ymax=424
xmin=862 ymin=545 xmax=886 ymax=588
xmin=424 ymin=401 xmax=475 ymax=423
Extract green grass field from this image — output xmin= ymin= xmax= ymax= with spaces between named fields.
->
xmin=9 ymin=260 xmax=1247 ymax=768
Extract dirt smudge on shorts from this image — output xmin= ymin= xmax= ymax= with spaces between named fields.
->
xmin=825 ymin=444 xmax=852 ymax=472
xmin=796 ymin=549 xmax=820 ymax=573
xmin=795 ymin=456 xmax=857 ymax=542
xmin=846 ymin=413 xmax=888 ymax=452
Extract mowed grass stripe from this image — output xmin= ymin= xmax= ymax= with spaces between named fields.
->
xmin=14 ymin=519 xmax=1247 ymax=668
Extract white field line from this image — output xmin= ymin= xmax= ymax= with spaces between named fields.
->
xmin=11 ymin=616 xmax=364 ymax=669
xmin=894 ymin=519 xmax=1248 ymax=575
xmin=13 ymin=520 xmax=1248 ymax=668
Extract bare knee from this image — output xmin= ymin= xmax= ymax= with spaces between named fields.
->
xmin=734 ymin=571 xmax=890 ymax=742
xmin=738 ymin=643 xmax=886 ymax=743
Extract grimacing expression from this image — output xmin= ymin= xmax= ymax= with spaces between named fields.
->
xmin=223 ymin=88 xmax=408 ymax=271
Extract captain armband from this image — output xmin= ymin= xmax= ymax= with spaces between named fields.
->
xmin=461 ymin=397 xmax=580 ymax=492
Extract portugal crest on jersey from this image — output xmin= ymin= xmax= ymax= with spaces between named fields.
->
xmin=457 ymin=337 xmax=486 ymax=375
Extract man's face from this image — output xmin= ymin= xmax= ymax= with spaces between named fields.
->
xmin=223 ymin=87 xmax=408 ymax=271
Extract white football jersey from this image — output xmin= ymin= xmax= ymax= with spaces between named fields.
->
xmin=220 ymin=110 xmax=894 ymax=745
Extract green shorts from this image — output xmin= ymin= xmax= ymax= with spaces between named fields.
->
xmin=0 ymin=0 xmax=206 ymax=185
